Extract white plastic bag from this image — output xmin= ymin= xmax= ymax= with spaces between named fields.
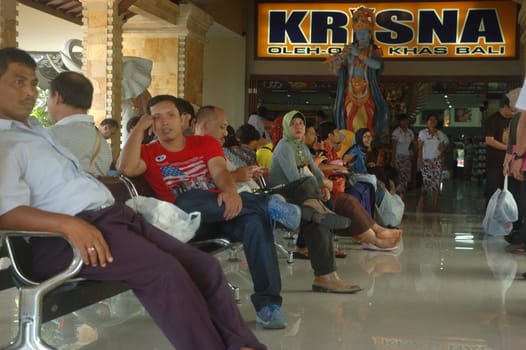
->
xmin=376 ymin=191 xmax=405 ymax=227
xmin=125 ymin=195 xmax=201 ymax=242
xmin=483 ymin=176 xmax=518 ymax=236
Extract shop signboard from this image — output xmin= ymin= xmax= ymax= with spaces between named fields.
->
xmin=256 ymin=1 xmax=518 ymax=59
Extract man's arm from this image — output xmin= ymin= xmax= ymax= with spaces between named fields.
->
xmin=207 ymin=157 xmax=242 ymax=220
xmin=0 ymin=206 xmax=112 ymax=267
xmin=511 ymin=111 xmax=526 ymax=180
xmin=117 ymin=115 xmax=150 ymax=177
xmin=485 ymin=136 xmax=507 ymax=151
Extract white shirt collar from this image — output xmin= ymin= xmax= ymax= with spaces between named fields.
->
xmin=54 ymin=114 xmax=94 ymax=126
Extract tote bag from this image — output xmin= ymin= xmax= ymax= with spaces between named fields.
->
xmin=126 ymin=196 xmax=201 ymax=242
xmin=483 ymin=176 xmax=518 ymax=236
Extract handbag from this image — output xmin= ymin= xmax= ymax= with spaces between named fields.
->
xmin=483 ymin=176 xmax=518 ymax=236
xmin=125 ymin=196 xmax=201 ymax=242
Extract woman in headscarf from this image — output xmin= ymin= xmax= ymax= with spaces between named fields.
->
xmin=270 ymin=111 xmax=402 ymax=283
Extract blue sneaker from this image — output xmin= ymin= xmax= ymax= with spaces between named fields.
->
xmin=268 ymin=194 xmax=301 ymax=230
xmin=256 ymin=304 xmax=287 ymax=329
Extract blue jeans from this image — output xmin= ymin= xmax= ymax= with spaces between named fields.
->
xmin=176 ymin=190 xmax=282 ymax=311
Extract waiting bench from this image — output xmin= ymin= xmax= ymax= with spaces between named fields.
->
xmin=0 ymin=175 xmax=238 ymax=350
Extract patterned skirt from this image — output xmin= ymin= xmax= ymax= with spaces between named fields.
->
xmin=422 ymin=158 xmax=442 ymax=193
xmin=395 ymin=154 xmax=412 ymax=193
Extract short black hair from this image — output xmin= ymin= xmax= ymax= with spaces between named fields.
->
xmin=500 ymin=95 xmax=510 ymax=108
xmin=0 ymin=47 xmax=36 ymax=76
xmin=100 ymin=118 xmax=119 ymax=128
xmin=147 ymin=95 xmax=195 ymax=119
xmin=317 ymin=121 xmax=338 ymax=141
xmin=236 ymin=123 xmax=261 ymax=145
xmin=126 ymin=115 xmax=141 ymax=132
xmin=50 ymin=71 xmax=93 ymax=110
xmin=223 ymin=125 xmax=239 ymax=148
xmin=396 ymin=113 xmax=409 ymax=122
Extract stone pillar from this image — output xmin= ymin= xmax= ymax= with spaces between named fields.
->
xmin=82 ymin=0 xmax=123 ymax=154
xmin=175 ymin=3 xmax=213 ymax=104
xmin=0 ymin=1 xmax=17 ymax=48
xmin=123 ymin=2 xmax=213 ymax=105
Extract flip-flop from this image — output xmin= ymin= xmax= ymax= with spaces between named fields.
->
xmin=362 ymin=242 xmax=400 ymax=252
xmin=292 ymin=251 xmax=310 ymax=260
xmin=334 ymin=250 xmax=347 ymax=258
xmin=312 ymin=284 xmax=363 ymax=294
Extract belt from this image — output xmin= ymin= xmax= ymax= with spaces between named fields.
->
xmin=82 ymin=201 xmax=114 ymax=214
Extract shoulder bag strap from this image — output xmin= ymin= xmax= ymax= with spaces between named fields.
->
xmin=88 ymin=127 xmax=102 ymax=174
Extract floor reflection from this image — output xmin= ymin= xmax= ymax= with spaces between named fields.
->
xmin=2 ymin=179 xmax=526 ymax=349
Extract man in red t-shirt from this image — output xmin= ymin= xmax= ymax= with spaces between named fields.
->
xmin=119 ymin=95 xmax=301 ymax=330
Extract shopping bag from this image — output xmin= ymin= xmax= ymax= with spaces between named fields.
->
xmin=126 ymin=195 xmax=200 ymax=242
xmin=376 ymin=191 xmax=405 ymax=227
xmin=483 ymin=176 xmax=518 ymax=236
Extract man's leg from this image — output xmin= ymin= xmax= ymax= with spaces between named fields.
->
xmin=177 ymin=190 xmax=282 ymax=309
xmin=485 ymin=167 xmax=503 ymax=207
xmin=300 ymin=221 xmax=335 ymax=276
xmin=31 ymin=204 xmax=265 ymax=350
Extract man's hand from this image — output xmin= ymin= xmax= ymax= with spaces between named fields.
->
xmin=217 ymin=190 xmax=242 ymax=220
xmin=136 ymin=114 xmax=154 ymax=135
xmin=61 ymin=216 xmax=113 ymax=267
xmin=511 ymin=158 xmax=524 ymax=181
xmin=232 ymin=166 xmax=262 ymax=182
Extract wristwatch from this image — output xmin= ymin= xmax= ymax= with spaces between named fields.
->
xmin=512 ymin=152 xmax=525 ymax=160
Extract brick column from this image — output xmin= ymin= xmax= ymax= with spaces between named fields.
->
xmin=82 ymin=0 xmax=123 ymax=153
xmin=123 ymin=2 xmax=212 ymax=105
xmin=0 ymin=1 xmax=17 ymax=48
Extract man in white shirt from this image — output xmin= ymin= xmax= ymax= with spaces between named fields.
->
xmin=0 ymin=47 xmax=264 ymax=350
xmin=47 ymin=71 xmax=112 ymax=176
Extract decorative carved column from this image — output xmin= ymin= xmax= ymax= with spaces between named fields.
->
xmin=0 ymin=1 xmax=17 ymax=48
xmin=81 ymin=0 xmax=123 ymax=153
xmin=123 ymin=2 xmax=212 ymax=105
xmin=175 ymin=3 xmax=213 ymax=104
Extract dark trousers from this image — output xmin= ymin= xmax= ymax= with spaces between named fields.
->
xmin=30 ymin=203 xmax=266 ymax=350
xmin=519 ymin=175 xmax=526 ymax=243
xmin=508 ymin=175 xmax=522 ymax=232
xmin=274 ymin=177 xmax=336 ymax=276
xmin=485 ymin=167 xmax=505 ymax=207
xmin=176 ymin=189 xmax=282 ymax=311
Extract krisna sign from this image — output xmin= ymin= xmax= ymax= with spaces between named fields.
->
xmin=256 ymin=1 xmax=518 ymax=59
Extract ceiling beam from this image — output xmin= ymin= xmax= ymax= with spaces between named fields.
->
xmin=129 ymin=0 xmax=179 ymax=24
xmin=18 ymin=0 xmax=82 ymax=25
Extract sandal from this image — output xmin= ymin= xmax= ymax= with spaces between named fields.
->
xmin=292 ymin=251 xmax=310 ymax=260
xmin=312 ymin=273 xmax=362 ymax=294
xmin=334 ymin=249 xmax=347 ymax=258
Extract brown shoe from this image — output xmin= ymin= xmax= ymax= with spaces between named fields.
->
xmin=312 ymin=272 xmax=362 ymax=294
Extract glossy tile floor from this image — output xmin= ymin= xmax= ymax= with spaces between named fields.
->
xmin=2 ymin=178 xmax=526 ymax=349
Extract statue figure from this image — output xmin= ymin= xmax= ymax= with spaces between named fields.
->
xmin=326 ymin=7 xmax=389 ymax=139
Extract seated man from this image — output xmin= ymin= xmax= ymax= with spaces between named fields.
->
xmin=47 ymin=71 xmax=112 ymax=176
xmin=195 ymin=113 xmax=264 ymax=193
xmin=0 ymin=47 xmax=264 ymax=350
xmin=118 ymin=95 xmax=301 ymax=329
xmin=194 ymin=106 xmax=361 ymax=292
xmin=97 ymin=117 xmax=119 ymax=140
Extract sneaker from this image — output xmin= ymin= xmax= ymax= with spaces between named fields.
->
xmin=268 ymin=195 xmax=301 ymax=230
xmin=256 ymin=304 xmax=287 ymax=329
